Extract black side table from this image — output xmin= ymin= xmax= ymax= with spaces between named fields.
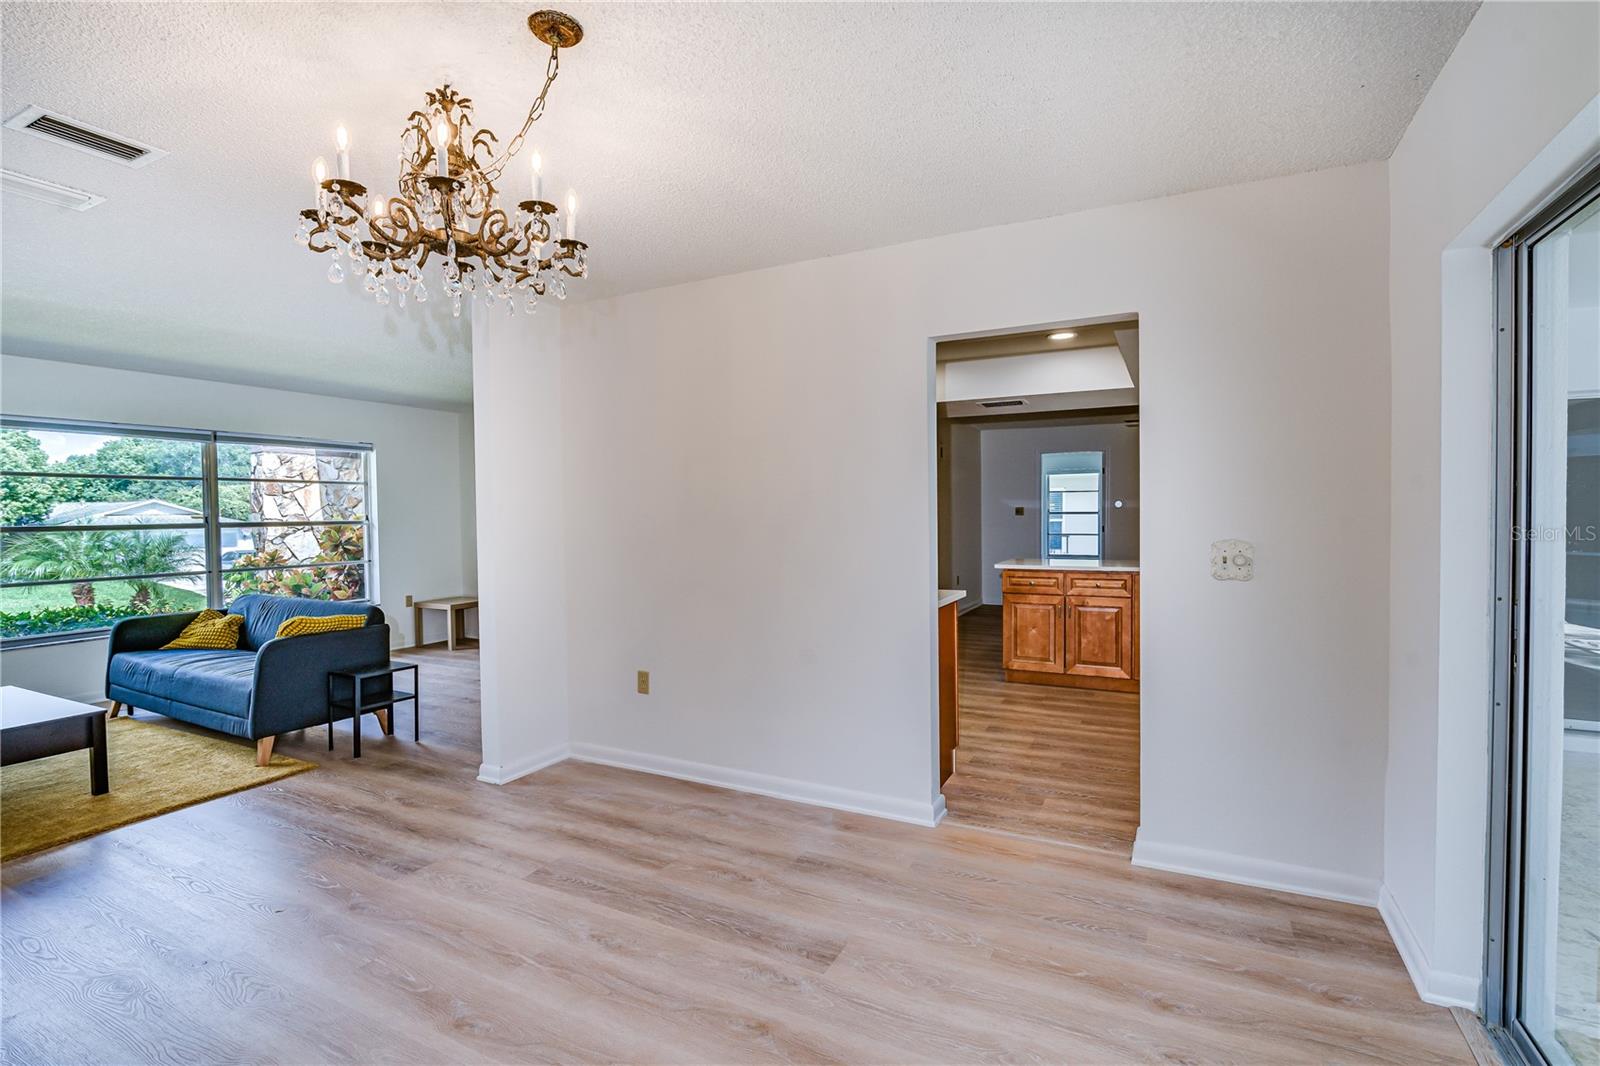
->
xmin=325 ymin=662 xmax=419 ymax=758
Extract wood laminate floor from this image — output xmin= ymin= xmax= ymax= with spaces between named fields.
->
xmin=0 ymin=645 xmax=1472 ymax=1064
xmin=943 ymin=606 xmax=1141 ymax=852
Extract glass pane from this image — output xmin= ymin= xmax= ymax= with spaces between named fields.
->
xmin=1521 ymin=192 xmax=1600 ymax=1066
xmin=220 ymin=524 xmax=366 ymax=569
xmin=1065 ymin=535 xmax=1100 ymax=557
xmin=1062 ymin=491 xmax=1099 ymax=513
xmin=0 ymin=427 xmax=203 ymax=478
xmin=0 ymin=576 xmax=207 ymax=639
xmin=1 ymin=528 xmax=206 ymax=580
xmin=217 ymin=442 xmax=366 ymax=482
xmin=217 ymin=482 xmax=367 ymax=524
xmin=1049 ymin=514 xmax=1100 ymax=535
xmin=1048 ymin=491 xmax=1064 ymax=512
xmin=0 ymin=475 xmax=206 ymax=527
xmin=1047 ymin=472 xmax=1100 ymax=492
xmin=224 ymin=563 xmax=365 ymax=603
xmin=1046 ymin=534 xmax=1064 ymax=556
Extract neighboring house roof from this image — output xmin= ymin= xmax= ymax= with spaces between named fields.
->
xmin=44 ymin=499 xmax=201 ymax=525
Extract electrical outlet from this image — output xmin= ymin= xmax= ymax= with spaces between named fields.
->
xmin=1014 ymin=506 xmax=1025 ymax=516
xmin=636 ymin=670 xmax=650 ymax=695
xmin=404 ymin=594 xmax=414 ymax=607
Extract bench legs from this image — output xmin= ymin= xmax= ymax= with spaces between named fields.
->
xmin=256 ymin=736 xmax=275 ymax=767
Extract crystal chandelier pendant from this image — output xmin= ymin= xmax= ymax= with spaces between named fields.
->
xmin=295 ymin=11 xmax=592 ymax=317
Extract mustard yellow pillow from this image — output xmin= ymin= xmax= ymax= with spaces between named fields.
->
xmin=163 ymin=610 xmax=244 ymax=650
xmin=275 ymin=614 xmax=367 ymax=639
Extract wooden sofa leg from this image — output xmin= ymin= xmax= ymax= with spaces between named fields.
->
xmin=256 ymin=736 xmax=275 ymax=767
xmin=374 ymin=708 xmax=390 ymax=735
xmin=107 ymin=701 xmax=123 ymax=719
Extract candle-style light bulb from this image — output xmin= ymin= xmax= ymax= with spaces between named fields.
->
xmin=313 ymin=156 xmax=328 ymax=197
xmin=531 ymin=151 xmax=543 ymax=202
xmin=430 ymin=118 xmax=453 ymax=177
xmin=368 ymin=196 xmax=387 ymax=220
xmin=565 ymin=189 xmax=577 ymax=240
xmin=335 ymin=125 xmax=351 ymax=180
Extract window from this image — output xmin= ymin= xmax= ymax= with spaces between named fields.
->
xmin=1042 ymin=451 xmax=1103 ymax=560
xmin=0 ymin=418 xmax=375 ymax=644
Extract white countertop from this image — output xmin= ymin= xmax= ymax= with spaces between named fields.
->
xmin=936 ymin=589 xmax=966 ymax=608
xmin=994 ymin=558 xmax=1140 ymax=572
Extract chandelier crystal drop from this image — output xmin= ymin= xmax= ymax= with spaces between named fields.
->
xmin=296 ymin=10 xmax=589 ymax=313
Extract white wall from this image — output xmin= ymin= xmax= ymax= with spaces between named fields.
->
xmin=0 ymin=354 xmax=477 ymax=702
xmin=489 ymin=161 xmax=1396 ymax=873
xmin=1384 ymin=1 xmax=1600 ymax=1008
xmin=978 ymin=421 xmax=1140 ymax=603
xmin=948 ymin=421 xmax=982 ymax=608
xmin=469 ymin=303 xmax=569 ymax=784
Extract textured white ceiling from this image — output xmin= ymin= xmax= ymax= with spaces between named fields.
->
xmin=0 ymin=2 xmax=1478 ymax=408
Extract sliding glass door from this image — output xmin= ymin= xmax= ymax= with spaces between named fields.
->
xmin=1490 ymin=164 xmax=1599 ymax=1066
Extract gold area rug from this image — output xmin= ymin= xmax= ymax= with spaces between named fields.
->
xmin=2 ymin=716 xmax=312 ymax=862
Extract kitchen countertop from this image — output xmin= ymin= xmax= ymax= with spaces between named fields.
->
xmin=936 ymin=589 xmax=966 ymax=609
xmin=993 ymin=558 xmax=1140 ymax=573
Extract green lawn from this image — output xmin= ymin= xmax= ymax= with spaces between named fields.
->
xmin=0 ymin=581 xmax=206 ymax=612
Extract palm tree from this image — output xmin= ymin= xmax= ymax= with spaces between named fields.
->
xmin=0 ymin=530 xmax=119 ymax=606
xmin=109 ymin=532 xmax=201 ymax=610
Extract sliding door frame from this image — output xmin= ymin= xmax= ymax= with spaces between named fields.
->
xmin=1485 ymin=159 xmax=1600 ymax=1066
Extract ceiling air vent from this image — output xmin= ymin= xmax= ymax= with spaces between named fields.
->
xmin=979 ymin=398 xmax=1028 ymax=409
xmin=1 ymin=169 xmax=105 ymax=211
xmin=4 ymin=106 xmax=166 ymax=168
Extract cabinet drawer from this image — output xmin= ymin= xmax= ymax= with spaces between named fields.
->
xmin=1002 ymin=570 xmax=1065 ymax=594
xmin=1066 ymin=572 xmax=1134 ymax=597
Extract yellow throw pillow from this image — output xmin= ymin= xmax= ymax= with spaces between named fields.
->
xmin=163 ymin=610 xmax=244 ymax=650
xmin=275 ymin=614 xmax=368 ymax=639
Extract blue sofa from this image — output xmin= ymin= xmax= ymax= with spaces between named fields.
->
xmin=106 ymin=594 xmax=390 ymax=765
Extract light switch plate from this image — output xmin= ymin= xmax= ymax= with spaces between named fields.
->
xmin=637 ymin=670 xmax=650 ymax=695
xmin=1211 ymin=540 xmax=1254 ymax=581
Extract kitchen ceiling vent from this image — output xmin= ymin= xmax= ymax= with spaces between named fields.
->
xmin=4 ymin=105 xmax=166 ymax=168
xmin=1 ymin=169 xmax=105 ymax=211
xmin=979 ymin=398 xmax=1028 ymax=409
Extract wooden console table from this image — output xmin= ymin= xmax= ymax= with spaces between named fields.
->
xmin=412 ymin=596 xmax=477 ymax=651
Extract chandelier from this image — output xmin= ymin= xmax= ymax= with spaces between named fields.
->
xmin=295 ymin=10 xmax=589 ymax=318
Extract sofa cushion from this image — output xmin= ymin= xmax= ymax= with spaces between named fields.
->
xmin=109 ymin=649 xmax=257 ymax=717
xmin=230 ymin=594 xmax=380 ymax=651
xmin=163 ymin=610 xmax=244 ymax=650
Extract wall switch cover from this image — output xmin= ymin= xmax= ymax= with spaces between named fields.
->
xmin=1014 ymin=506 xmax=1026 ymax=516
xmin=1211 ymin=540 xmax=1254 ymax=581
xmin=637 ymin=670 xmax=650 ymax=695
xmin=404 ymin=594 xmax=414 ymax=607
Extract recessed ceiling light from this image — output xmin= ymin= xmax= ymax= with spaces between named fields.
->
xmin=1048 ymin=331 xmax=1077 ymax=341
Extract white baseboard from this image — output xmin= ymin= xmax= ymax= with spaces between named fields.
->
xmin=569 ymin=742 xmax=946 ymax=827
xmin=1378 ymin=885 xmax=1480 ymax=1008
xmin=1131 ymin=834 xmax=1380 ymax=907
xmin=477 ymin=743 xmax=570 ymax=785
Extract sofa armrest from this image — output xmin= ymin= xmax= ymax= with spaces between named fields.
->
xmin=249 ymin=623 xmax=391 ymax=739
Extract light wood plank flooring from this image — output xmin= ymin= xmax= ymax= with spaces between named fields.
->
xmin=943 ymin=606 xmax=1141 ymax=852
xmin=1 ymin=645 xmax=1471 ymax=1064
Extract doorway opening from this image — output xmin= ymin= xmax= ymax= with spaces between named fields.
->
xmin=1487 ymin=161 xmax=1599 ymax=1066
xmin=933 ymin=315 xmax=1141 ymax=853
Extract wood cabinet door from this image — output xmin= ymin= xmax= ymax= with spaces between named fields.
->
xmin=1003 ymin=594 xmax=1065 ymax=673
xmin=1064 ymin=593 xmax=1134 ymax=680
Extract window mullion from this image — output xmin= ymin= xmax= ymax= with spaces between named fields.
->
xmin=201 ymin=437 xmax=223 ymax=608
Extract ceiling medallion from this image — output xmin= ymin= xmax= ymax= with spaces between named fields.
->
xmin=295 ymin=10 xmax=588 ymax=318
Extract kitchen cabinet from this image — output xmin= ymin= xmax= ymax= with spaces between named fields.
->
xmin=998 ymin=565 xmax=1139 ymax=693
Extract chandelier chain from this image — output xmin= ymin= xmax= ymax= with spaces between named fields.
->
xmin=482 ymin=42 xmax=560 ymax=183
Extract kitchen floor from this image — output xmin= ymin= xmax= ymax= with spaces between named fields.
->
xmin=942 ymin=606 xmax=1140 ymax=853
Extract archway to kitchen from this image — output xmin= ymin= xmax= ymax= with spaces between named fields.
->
xmin=932 ymin=314 xmax=1141 ymax=853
